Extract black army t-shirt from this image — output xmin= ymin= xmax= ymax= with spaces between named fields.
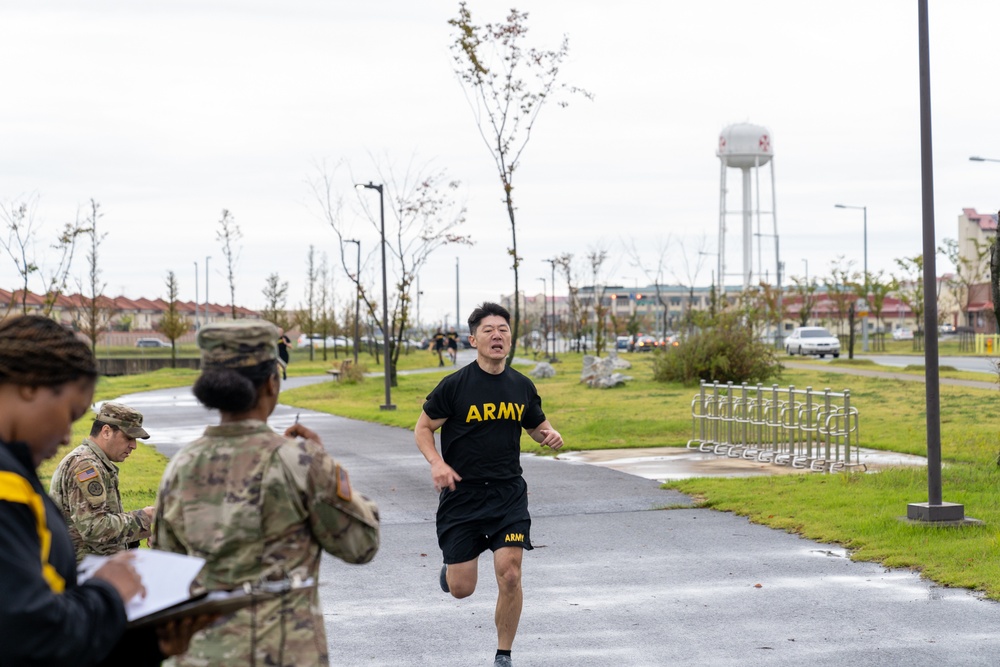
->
xmin=422 ymin=362 xmax=545 ymax=483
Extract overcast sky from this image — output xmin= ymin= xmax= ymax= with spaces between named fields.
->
xmin=2 ymin=1 xmax=999 ymax=330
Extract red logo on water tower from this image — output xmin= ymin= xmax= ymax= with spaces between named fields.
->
xmin=759 ymin=134 xmax=770 ymax=152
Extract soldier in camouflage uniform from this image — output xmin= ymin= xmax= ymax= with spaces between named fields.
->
xmin=49 ymin=401 xmax=154 ymax=563
xmin=152 ymin=320 xmax=380 ymax=667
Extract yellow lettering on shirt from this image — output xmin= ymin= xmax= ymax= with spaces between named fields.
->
xmin=464 ymin=403 xmax=526 ymax=424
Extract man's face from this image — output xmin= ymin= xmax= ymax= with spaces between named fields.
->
xmin=100 ymin=426 xmax=139 ymax=463
xmin=470 ymin=314 xmax=511 ymax=361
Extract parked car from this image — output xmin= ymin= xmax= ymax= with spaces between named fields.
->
xmin=938 ymin=324 xmax=956 ymax=335
xmin=658 ymin=335 xmax=680 ymax=348
xmin=297 ymin=334 xmax=349 ymax=349
xmin=892 ymin=328 xmax=914 ymax=341
xmin=615 ymin=336 xmax=631 ymax=351
xmin=135 ymin=337 xmax=170 ymax=348
xmin=634 ymin=335 xmax=658 ymax=352
xmin=784 ymin=326 xmax=840 ymax=358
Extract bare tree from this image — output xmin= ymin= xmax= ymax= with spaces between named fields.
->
xmin=789 ymin=276 xmax=819 ymax=327
xmin=261 ymin=273 xmax=291 ymax=330
xmin=554 ymin=253 xmax=583 ymax=348
xmin=299 ymin=245 xmax=318 ymax=362
xmin=940 ymin=237 xmax=988 ymax=327
xmin=671 ymin=235 xmax=710 ymax=336
xmin=824 ymin=255 xmax=855 ymax=337
xmin=449 ymin=2 xmax=590 ymax=364
xmin=586 ymin=247 xmax=611 ymax=354
xmin=216 ymin=209 xmax=242 ymax=319
xmin=158 ymin=271 xmax=189 ymax=367
xmin=316 ymin=252 xmax=337 ymax=361
xmin=865 ymin=270 xmax=893 ymax=351
xmin=0 ymin=197 xmax=38 ymax=314
xmin=312 ymin=159 xmax=471 ymax=385
xmin=625 ymin=235 xmax=683 ymax=340
xmin=41 ymin=214 xmax=90 ymax=318
xmin=893 ymin=255 xmax=926 ymax=336
xmin=77 ymin=200 xmax=107 ymax=356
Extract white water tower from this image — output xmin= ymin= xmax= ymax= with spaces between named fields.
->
xmin=716 ymin=123 xmax=779 ymax=293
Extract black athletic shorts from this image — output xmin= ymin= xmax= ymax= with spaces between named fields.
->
xmin=437 ymin=476 xmax=532 ymax=564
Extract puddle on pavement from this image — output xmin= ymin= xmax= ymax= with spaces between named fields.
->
xmin=555 ymin=446 xmax=927 ymax=482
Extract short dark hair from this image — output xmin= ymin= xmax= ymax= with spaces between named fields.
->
xmin=90 ymin=420 xmax=120 ymax=438
xmin=468 ymin=302 xmax=511 ymax=334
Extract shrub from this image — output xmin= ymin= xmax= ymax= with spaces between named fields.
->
xmin=342 ymin=361 xmax=367 ymax=384
xmin=652 ymin=311 xmax=782 ymax=386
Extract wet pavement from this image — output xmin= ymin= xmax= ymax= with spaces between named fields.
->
xmin=556 ymin=446 xmax=929 ymax=482
xmin=117 ymin=378 xmax=1000 ymax=667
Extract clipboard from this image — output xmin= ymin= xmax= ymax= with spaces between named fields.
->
xmin=127 ymin=578 xmax=317 ymax=629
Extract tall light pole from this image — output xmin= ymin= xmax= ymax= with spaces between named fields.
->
xmin=802 ymin=258 xmax=808 ymax=284
xmin=455 ymin=257 xmax=460 ymax=338
xmin=543 ymin=258 xmax=558 ymax=361
xmin=357 ymin=183 xmax=395 ymax=411
xmin=204 ymin=256 xmax=211 ymax=325
xmin=537 ymin=277 xmax=547 ymax=357
xmin=193 ymin=261 xmax=200 ymax=330
xmin=834 ymin=204 xmax=868 ymax=352
xmin=345 ymin=239 xmax=361 ymax=365
xmin=969 ymin=156 xmax=1000 ymax=163
xmin=908 ymin=0 xmax=967 ymax=523
xmin=416 ymin=275 xmax=423 ymax=333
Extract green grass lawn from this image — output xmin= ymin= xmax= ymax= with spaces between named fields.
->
xmin=68 ymin=349 xmax=1000 ymax=599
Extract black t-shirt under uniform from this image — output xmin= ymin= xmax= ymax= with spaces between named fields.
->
xmin=422 ymin=362 xmax=545 ymax=483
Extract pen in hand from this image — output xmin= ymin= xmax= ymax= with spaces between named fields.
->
xmin=285 ymin=413 xmax=319 ymax=442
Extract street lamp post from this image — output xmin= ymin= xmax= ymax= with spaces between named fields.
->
xmin=194 ymin=261 xmax=200 ymax=330
xmin=802 ymin=258 xmax=808 ymax=284
xmin=537 ymin=277 xmax=547 ymax=357
xmin=543 ymin=258 xmax=558 ymax=361
xmin=357 ymin=182 xmax=395 ymax=411
xmin=345 ymin=239 xmax=361 ymax=365
xmin=834 ymin=204 xmax=869 ymax=352
xmin=969 ymin=156 xmax=1000 ymax=163
xmin=204 ymin=256 xmax=210 ymax=326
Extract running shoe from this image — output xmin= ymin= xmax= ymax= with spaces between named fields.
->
xmin=439 ymin=563 xmax=449 ymax=593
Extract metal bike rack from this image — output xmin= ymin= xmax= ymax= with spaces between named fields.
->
xmin=687 ymin=381 xmax=863 ymax=473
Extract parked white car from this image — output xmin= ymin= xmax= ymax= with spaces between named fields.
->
xmin=297 ymin=334 xmax=349 ymax=349
xmin=892 ymin=328 xmax=914 ymax=341
xmin=785 ymin=326 xmax=840 ymax=358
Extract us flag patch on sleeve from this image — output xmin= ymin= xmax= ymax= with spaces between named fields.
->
xmin=76 ymin=467 xmax=98 ymax=483
xmin=336 ymin=465 xmax=352 ymax=502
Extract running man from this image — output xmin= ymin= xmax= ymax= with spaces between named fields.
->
xmin=414 ymin=302 xmax=563 ymax=667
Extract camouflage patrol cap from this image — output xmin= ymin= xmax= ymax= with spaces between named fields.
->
xmin=198 ymin=320 xmax=282 ymax=370
xmin=96 ymin=402 xmax=150 ymax=439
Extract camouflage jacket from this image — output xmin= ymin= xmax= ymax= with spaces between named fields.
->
xmin=48 ymin=439 xmax=152 ymax=563
xmin=152 ymin=420 xmax=380 ymax=667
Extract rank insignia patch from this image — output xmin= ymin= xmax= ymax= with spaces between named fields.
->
xmin=336 ymin=465 xmax=352 ymax=502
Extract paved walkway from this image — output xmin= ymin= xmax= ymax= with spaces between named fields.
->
xmin=784 ymin=360 xmax=998 ymax=390
xmin=116 ymin=369 xmax=1000 ymax=667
